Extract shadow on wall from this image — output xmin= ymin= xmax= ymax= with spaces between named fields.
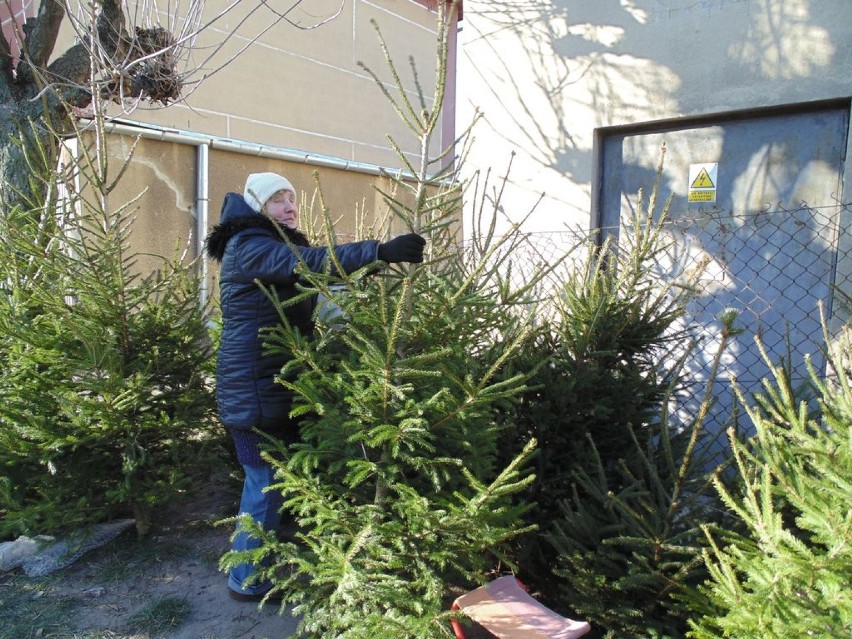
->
xmin=600 ymin=104 xmax=849 ymax=452
xmin=463 ymin=0 xmax=847 ymax=451
xmin=462 ymin=0 xmax=840 ymax=183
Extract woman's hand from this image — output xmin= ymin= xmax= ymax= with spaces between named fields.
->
xmin=377 ymin=233 xmax=426 ymax=264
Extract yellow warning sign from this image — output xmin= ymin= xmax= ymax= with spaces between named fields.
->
xmin=691 ymin=167 xmax=714 ymax=189
xmin=688 ymin=190 xmax=715 ymax=203
xmin=688 ymin=162 xmax=718 ymax=204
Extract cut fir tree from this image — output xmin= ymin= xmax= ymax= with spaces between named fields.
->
xmin=218 ymin=3 xmax=570 ymax=637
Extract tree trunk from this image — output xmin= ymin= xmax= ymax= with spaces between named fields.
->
xmin=0 ymin=0 xmax=127 ymax=212
xmin=0 ymin=99 xmax=69 ymax=211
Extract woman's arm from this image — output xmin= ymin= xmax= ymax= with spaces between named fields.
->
xmin=231 ymin=229 xmax=380 ymax=285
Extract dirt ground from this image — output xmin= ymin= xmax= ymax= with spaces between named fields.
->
xmin=0 ymin=469 xmax=301 ymax=639
xmin=1 ymin=468 xmax=508 ymax=639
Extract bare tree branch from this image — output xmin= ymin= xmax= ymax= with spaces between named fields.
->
xmin=24 ymin=0 xmax=66 ymax=69
xmin=45 ymin=42 xmax=93 ymax=106
xmin=263 ymin=0 xmax=345 ymax=31
xmin=96 ymin=0 xmax=130 ymax=61
xmin=0 ymin=0 xmax=13 ymax=84
xmin=1 ymin=0 xmax=349 ymax=208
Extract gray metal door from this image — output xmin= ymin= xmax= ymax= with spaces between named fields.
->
xmin=599 ymin=105 xmax=849 ymax=450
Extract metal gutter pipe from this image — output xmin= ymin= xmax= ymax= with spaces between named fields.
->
xmin=102 ymin=119 xmax=410 ymax=178
xmin=196 ymin=143 xmax=209 ymax=308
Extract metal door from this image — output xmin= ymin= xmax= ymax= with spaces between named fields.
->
xmin=599 ymin=105 xmax=849 ymax=451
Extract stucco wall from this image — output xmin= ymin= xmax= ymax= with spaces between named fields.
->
xmin=43 ymin=0 xmax=457 ymax=292
xmin=102 ymin=135 xmax=199 ymax=277
xmin=457 ymin=0 xmax=852 ymax=233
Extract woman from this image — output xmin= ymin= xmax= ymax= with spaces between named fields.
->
xmin=205 ymin=172 xmax=424 ymax=601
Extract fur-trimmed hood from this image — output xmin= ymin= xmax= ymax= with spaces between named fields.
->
xmin=205 ymin=193 xmax=310 ymax=261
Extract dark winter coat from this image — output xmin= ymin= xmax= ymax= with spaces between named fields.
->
xmin=205 ymin=193 xmax=379 ymax=465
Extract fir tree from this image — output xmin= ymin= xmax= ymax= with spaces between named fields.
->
xmin=0 ymin=110 xmax=218 ymax=537
xmin=219 ymin=4 xmax=569 ymax=637
xmin=688 ymin=317 xmax=852 ymax=638
xmin=498 ymin=158 xmax=728 ymax=637
xmin=497 ymin=172 xmax=695 ymax=514
xmin=544 ymin=308 xmax=738 ymax=638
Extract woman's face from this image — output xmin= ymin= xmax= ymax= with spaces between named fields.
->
xmin=264 ymin=189 xmax=298 ymax=228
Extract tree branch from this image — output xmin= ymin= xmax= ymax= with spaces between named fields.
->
xmin=45 ymin=41 xmax=93 ymax=107
xmin=25 ymin=0 xmax=66 ymax=69
xmin=97 ymin=0 xmax=130 ymax=61
xmin=0 ymin=27 xmax=12 ymax=86
xmin=38 ymin=0 xmax=130 ymax=110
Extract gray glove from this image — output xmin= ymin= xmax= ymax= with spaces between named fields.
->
xmin=377 ymin=233 xmax=426 ymax=264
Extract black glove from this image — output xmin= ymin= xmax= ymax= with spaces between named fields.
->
xmin=377 ymin=233 xmax=426 ymax=264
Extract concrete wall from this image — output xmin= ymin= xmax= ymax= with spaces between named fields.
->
xmin=457 ymin=0 xmax=852 ymax=234
xmin=6 ymin=0 xmax=458 ymax=239
xmin=456 ymin=0 xmax=852 ymax=443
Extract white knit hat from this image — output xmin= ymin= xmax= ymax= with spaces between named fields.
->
xmin=243 ymin=172 xmax=296 ymax=213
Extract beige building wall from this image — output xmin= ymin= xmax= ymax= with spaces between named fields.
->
xmin=457 ymin=0 xmax=852 ymax=234
xmin=99 ymin=135 xmax=199 ymax=278
xmin=52 ymin=0 xmax=454 ymax=170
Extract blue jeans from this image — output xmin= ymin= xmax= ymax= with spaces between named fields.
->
xmin=228 ymin=462 xmax=285 ymax=595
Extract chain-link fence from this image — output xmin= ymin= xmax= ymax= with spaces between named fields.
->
xmin=339 ymin=203 xmax=848 ymax=459
xmin=503 ymin=200 xmax=851 ymax=459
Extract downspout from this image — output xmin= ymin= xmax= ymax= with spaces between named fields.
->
xmin=196 ymin=143 xmax=210 ymax=308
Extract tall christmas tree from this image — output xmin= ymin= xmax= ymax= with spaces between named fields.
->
xmin=501 ymin=170 xmax=725 ymax=638
xmin=0 ymin=108 xmax=217 ymax=538
xmin=219 ymin=3 xmax=569 ymax=637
